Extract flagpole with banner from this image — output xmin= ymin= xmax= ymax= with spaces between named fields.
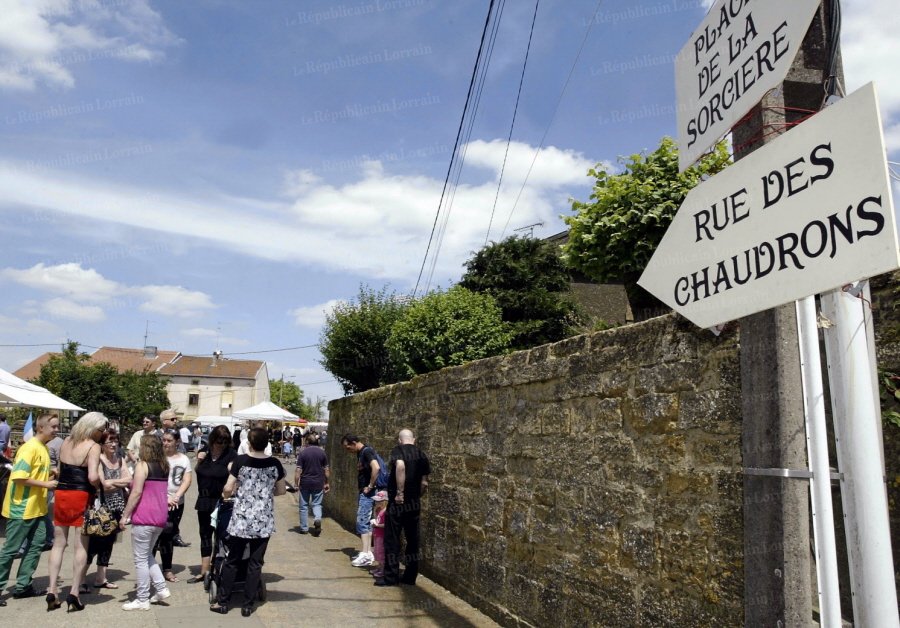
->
xmin=23 ymin=411 xmax=33 ymax=441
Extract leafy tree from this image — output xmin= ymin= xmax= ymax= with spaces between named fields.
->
xmin=269 ymin=378 xmax=318 ymax=419
xmin=115 ymin=369 xmax=170 ymax=425
xmin=562 ymin=136 xmax=730 ymax=306
xmin=319 ymin=285 xmax=408 ymax=394
xmin=387 ymin=286 xmax=512 ymax=378
xmin=460 ymin=235 xmax=581 ymax=350
xmin=34 ymin=341 xmax=169 ymax=427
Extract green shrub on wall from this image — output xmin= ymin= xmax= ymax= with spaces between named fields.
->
xmin=387 ymin=286 xmax=512 ymax=378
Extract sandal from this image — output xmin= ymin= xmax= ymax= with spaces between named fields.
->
xmin=94 ymin=581 xmax=119 ymax=589
xmin=163 ymin=572 xmax=179 ymax=583
xmin=209 ymin=603 xmax=228 ymax=615
xmin=187 ymin=574 xmax=206 ymax=584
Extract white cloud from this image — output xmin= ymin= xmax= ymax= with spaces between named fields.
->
xmin=0 ymin=262 xmax=216 ymax=320
xmin=290 ymin=299 xmax=342 ymax=329
xmin=136 ymin=285 xmax=216 ymax=318
xmin=463 ymin=140 xmax=607 ymax=187
xmin=0 ymin=140 xmax=597 ymax=284
xmin=0 ymin=0 xmax=179 ymax=91
xmin=842 ymin=1 xmax=900 ymax=126
xmin=282 ymin=169 xmax=322 ymax=196
xmin=0 ymin=262 xmax=119 ymax=302
xmin=42 ymin=296 xmax=105 ymax=322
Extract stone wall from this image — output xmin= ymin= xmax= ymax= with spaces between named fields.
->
xmin=327 ymin=314 xmax=744 ymax=627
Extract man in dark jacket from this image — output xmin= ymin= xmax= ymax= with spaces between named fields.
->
xmin=375 ymin=428 xmax=430 ymax=587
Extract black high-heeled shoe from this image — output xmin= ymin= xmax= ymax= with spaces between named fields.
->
xmin=46 ymin=593 xmax=61 ymax=611
xmin=65 ymin=593 xmax=85 ymax=612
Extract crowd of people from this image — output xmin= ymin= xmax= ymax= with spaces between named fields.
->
xmin=0 ymin=409 xmax=429 ymax=617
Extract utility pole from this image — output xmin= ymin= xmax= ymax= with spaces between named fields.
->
xmin=734 ymin=4 xmax=838 ymax=626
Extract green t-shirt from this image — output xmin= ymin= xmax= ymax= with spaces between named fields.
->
xmin=2 ymin=438 xmax=50 ymax=520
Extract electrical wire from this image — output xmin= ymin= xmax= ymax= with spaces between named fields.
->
xmin=499 ymin=0 xmax=607 ymax=239
xmin=424 ymin=0 xmax=507 ymax=293
xmin=484 ymin=0 xmax=541 ymax=246
xmin=413 ymin=0 xmax=498 ymax=297
xmin=823 ymin=0 xmax=843 ymax=101
xmin=221 ymin=344 xmax=318 ymax=356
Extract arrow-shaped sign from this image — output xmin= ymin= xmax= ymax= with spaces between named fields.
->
xmin=640 ymin=83 xmax=899 ymax=329
xmin=675 ymin=0 xmax=820 ymax=171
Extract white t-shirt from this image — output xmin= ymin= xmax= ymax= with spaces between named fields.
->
xmin=127 ymin=429 xmax=161 ymax=457
xmin=237 ymin=440 xmax=272 ymax=457
xmin=179 ymin=426 xmax=191 ymax=445
xmin=167 ymin=453 xmax=192 ymax=505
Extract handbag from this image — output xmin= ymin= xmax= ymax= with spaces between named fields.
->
xmin=83 ymin=487 xmax=117 ymax=537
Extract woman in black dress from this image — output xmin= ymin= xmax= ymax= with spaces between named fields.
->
xmin=189 ymin=425 xmax=236 ymax=584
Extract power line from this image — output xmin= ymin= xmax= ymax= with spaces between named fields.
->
xmin=499 ymin=0 xmax=607 ymax=240
xmin=485 ymin=0 xmax=541 ymax=246
xmin=424 ymin=0 xmax=507 ymax=293
xmin=221 ymin=344 xmax=318 ymax=356
xmin=413 ymin=0 xmax=498 ymax=297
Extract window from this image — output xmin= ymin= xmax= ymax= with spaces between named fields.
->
xmin=191 ymin=379 xmax=200 ymax=386
xmin=221 ymin=391 xmax=233 ymax=409
xmin=188 ymin=393 xmax=200 ymax=406
xmin=224 ymin=381 xmax=232 ymax=388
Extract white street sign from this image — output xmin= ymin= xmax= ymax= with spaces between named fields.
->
xmin=675 ymin=0 xmax=820 ymax=171
xmin=640 ymin=83 xmax=899 ymax=329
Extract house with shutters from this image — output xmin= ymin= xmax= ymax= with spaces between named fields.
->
xmin=159 ymin=352 xmax=269 ymax=420
xmin=14 ymin=346 xmax=269 ymax=421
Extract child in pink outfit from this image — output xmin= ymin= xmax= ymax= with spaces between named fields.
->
xmin=370 ymin=490 xmax=388 ymax=578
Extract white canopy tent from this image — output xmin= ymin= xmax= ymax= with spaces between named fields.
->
xmin=231 ymin=401 xmax=298 ymax=423
xmin=0 ymin=367 xmax=84 ymax=411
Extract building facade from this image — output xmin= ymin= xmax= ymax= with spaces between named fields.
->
xmin=14 ymin=346 xmax=269 ymax=421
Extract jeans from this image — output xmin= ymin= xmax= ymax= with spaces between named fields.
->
xmin=355 ymin=492 xmax=374 ymax=535
xmin=131 ymin=525 xmax=167 ymax=602
xmin=0 ymin=517 xmax=46 ymax=592
xmin=217 ymin=536 xmax=269 ymax=608
xmin=299 ymin=488 xmax=323 ymax=531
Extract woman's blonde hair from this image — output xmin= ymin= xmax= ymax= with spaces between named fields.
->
xmin=69 ymin=411 xmax=108 ymax=443
xmin=139 ymin=434 xmax=169 ymax=475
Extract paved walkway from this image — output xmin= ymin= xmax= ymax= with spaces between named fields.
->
xmin=0 ymin=455 xmax=498 ymax=627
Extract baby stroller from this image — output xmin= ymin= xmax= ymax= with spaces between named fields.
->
xmin=205 ymin=499 xmax=266 ymax=604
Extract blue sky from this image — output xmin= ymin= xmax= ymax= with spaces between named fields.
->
xmin=0 ymin=0 xmax=897 ymax=412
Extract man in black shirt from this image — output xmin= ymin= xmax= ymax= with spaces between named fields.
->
xmin=341 ymin=433 xmax=382 ymax=567
xmin=376 ymin=428 xmax=431 ymax=587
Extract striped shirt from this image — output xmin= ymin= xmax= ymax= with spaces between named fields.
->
xmin=2 ymin=438 xmax=50 ymax=520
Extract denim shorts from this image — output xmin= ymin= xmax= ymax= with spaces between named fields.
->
xmin=356 ymin=492 xmax=374 ymax=535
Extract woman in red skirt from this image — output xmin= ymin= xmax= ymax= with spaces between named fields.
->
xmin=46 ymin=412 xmax=106 ymax=612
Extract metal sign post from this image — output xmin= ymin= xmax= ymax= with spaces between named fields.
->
xmin=821 ymin=285 xmax=900 ymax=627
xmin=796 ymin=295 xmax=842 ymax=627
